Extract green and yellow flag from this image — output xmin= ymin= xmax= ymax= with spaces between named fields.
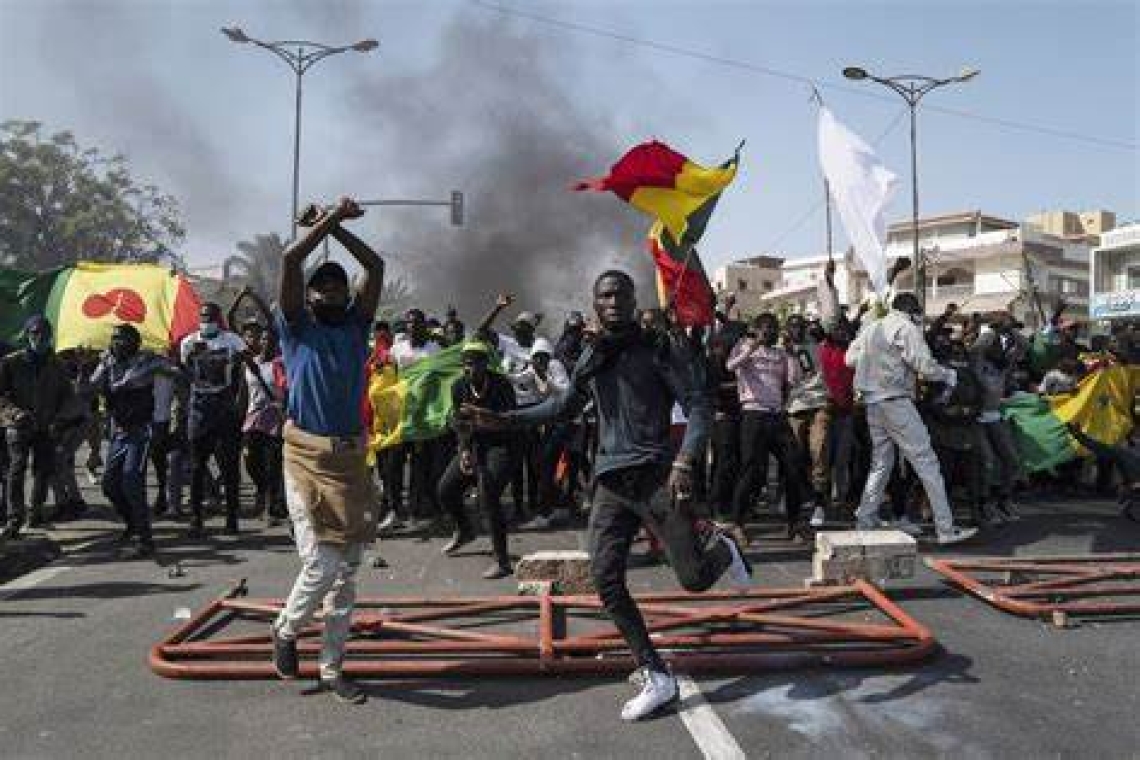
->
xmin=368 ymin=344 xmax=505 ymax=452
xmin=1001 ymin=365 xmax=1139 ymax=472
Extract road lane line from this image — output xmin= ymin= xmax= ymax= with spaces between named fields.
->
xmin=0 ymin=536 xmax=111 ymax=600
xmin=0 ymin=566 xmax=71 ymax=601
xmin=676 ymin=675 xmax=747 ymax=760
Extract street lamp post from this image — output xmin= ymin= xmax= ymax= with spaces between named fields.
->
xmin=842 ymin=65 xmax=979 ymax=315
xmin=221 ymin=26 xmax=378 ymax=241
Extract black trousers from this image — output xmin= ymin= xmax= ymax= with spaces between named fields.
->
xmin=510 ymin=428 xmax=541 ymax=514
xmin=189 ymin=426 xmax=241 ymax=526
xmin=385 ymin=440 xmax=440 ymax=519
xmin=244 ymin=431 xmax=285 ymax=515
xmin=709 ymin=415 xmax=740 ymax=517
xmin=589 ymin=464 xmax=732 ymax=670
xmin=732 ymin=411 xmax=805 ymax=528
xmin=4 ymin=428 xmax=54 ymax=523
xmin=438 ymin=444 xmax=514 ymax=566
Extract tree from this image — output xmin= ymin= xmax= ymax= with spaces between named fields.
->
xmin=223 ymin=232 xmax=285 ymax=301
xmin=0 ymin=120 xmax=185 ymax=271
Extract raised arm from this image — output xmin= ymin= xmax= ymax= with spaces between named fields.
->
xmin=327 ymin=200 xmax=384 ymax=320
xmin=279 ymin=204 xmax=343 ymax=321
xmin=476 ymin=293 xmax=514 ymax=336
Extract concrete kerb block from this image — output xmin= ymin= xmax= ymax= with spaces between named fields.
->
xmin=516 ymin=550 xmax=594 ymax=595
xmin=807 ymin=530 xmax=917 ymax=587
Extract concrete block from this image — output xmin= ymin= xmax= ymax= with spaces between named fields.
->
xmin=809 ymin=530 xmax=917 ymax=586
xmin=516 ymin=550 xmax=595 ymax=595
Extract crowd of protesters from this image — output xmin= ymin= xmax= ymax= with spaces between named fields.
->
xmin=0 ymin=243 xmax=1137 ymax=564
xmin=1 ymin=198 xmax=1138 ymax=711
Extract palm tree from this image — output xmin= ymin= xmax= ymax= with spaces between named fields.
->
xmin=223 ymin=233 xmax=285 ymax=301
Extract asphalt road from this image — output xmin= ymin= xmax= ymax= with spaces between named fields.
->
xmin=0 ymin=480 xmax=1137 ymax=759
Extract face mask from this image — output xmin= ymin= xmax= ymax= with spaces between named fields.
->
xmin=312 ymin=302 xmax=349 ymax=326
xmin=200 ymin=321 xmax=219 ymax=339
xmin=909 ymin=313 xmax=923 ymax=326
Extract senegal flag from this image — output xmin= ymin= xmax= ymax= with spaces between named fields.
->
xmin=1001 ymin=365 xmax=1139 ymax=473
xmin=368 ymin=344 xmax=471 ymax=451
xmin=0 ymin=262 xmax=200 ymax=353
xmin=575 ymin=140 xmax=740 ymax=326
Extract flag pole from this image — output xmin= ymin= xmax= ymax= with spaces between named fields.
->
xmin=809 ymin=86 xmax=834 ymax=264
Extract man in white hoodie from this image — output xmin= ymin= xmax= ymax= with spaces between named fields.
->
xmin=844 ymin=292 xmax=977 ymax=545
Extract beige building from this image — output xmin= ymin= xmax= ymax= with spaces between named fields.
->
xmin=1026 ymin=209 xmax=1117 ymax=241
xmin=723 ymin=209 xmax=1114 ymax=326
xmin=711 ymin=254 xmax=783 ymax=316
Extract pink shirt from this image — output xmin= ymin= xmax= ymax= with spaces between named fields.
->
xmin=726 ymin=340 xmax=800 ymax=412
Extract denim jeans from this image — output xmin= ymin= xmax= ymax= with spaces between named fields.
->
xmin=102 ymin=427 xmax=153 ymax=542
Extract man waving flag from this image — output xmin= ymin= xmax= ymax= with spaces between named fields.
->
xmin=575 ymin=140 xmax=741 ymax=326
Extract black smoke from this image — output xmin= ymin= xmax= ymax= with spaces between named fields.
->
xmin=340 ymin=10 xmax=653 ymax=324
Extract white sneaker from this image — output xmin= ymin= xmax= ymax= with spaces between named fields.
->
xmin=621 ymin=668 xmax=678 ymax=721
xmin=892 ymin=516 xmax=923 ymax=537
xmin=937 ymin=526 xmax=979 ymax=546
xmin=808 ymin=504 xmax=826 ymax=528
xmin=718 ymin=531 xmax=753 ymax=587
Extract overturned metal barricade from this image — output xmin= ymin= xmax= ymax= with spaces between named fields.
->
xmin=926 ymin=554 xmax=1140 ymax=625
xmin=150 ymin=579 xmax=936 ymax=679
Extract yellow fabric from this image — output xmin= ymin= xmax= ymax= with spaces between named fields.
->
xmin=54 ymin=263 xmax=181 ymax=352
xmin=1050 ymin=365 xmax=1139 ymax=448
xmin=628 ymin=160 xmax=737 ymax=242
xmin=367 ymin=365 xmax=405 ymax=454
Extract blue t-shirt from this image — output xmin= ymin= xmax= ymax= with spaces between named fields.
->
xmin=275 ymin=306 xmax=369 ymax=437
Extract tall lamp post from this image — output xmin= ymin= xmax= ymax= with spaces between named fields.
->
xmin=842 ymin=65 xmax=978 ymax=315
xmin=221 ymin=26 xmax=378 ymax=241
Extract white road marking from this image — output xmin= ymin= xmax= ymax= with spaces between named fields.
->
xmin=676 ymin=675 xmax=747 ymax=760
xmin=0 ymin=566 xmax=71 ymax=601
xmin=0 ymin=536 xmax=116 ymax=601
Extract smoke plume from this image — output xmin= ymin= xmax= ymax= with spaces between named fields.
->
xmin=341 ymin=10 xmax=652 ymax=325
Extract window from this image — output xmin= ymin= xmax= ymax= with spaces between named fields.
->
xmin=737 ymin=278 xmax=748 ymax=291
xmin=762 ymin=280 xmax=773 ymax=291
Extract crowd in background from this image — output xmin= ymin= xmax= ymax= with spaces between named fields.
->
xmin=0 ymin=255 xmax=1137 ymax=564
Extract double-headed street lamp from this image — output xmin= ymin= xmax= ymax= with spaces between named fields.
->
xmin=221 ymin=26 xmax=378 ymax=241
xmin=842 ymin=65 xmax=979 ymax=315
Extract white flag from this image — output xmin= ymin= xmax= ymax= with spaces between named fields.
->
xmin=817 ymin=106 xmax=898 ymax=297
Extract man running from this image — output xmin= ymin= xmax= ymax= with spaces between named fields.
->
xmin=461 ymin=270 xmax=751 ymax=721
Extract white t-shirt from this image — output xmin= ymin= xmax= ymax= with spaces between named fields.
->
xmin=179 ymin=330 xmax=247 ymax=394
xmin=390 ymin=337 xmax=441 ymax=370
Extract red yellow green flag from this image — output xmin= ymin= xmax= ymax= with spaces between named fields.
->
xmin=575 ymin=140 xmax=740 ymax=326
xmin=0 ymin=262 xmax=201 ymax=353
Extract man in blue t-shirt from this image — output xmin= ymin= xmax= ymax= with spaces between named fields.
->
xmin=269 ymin=196 xmax=383 ymax=706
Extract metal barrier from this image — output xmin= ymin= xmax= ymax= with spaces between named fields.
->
xmin=926 ymin=554 xmax=1140 ymax=624
xmin=150 ymin=579 xmax=937 ymax=679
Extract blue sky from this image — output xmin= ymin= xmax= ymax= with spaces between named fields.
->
xmin=1 ymin=0 xmax=1136 ymax=279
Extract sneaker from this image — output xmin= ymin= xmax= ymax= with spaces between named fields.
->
xmin=481 ymin=562 xmax=512 ymax=580
xmin=518 ymin=514 xmax=552 ymax=531
xmin=271 ymin=628 xmax=299 ymax=680
xmin=378 ymin=510 xmax=403 ymax=533
xmin=808 ymin=504 xmax=827 ymax=528
xmin=319 ymin=675 xmax=367 ymax=704
xmin=441 ymin=528 xmax=475 ymax=556
xmin=891 ymin=516 xmax=923 ymax=537
xmin=85 ymin=468 xmax=101 ymax=487
xmin=717 ymin=530 xmax=753 ymax=587
xmin=621 ymin=667 xmax=678 ymax=721
xmin=936 ymin=526 xmax=979 ymax=546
